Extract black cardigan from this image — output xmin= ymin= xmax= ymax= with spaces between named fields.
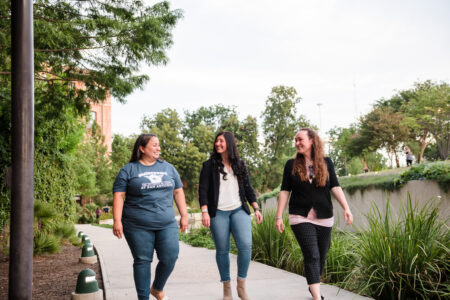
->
xmin=281 ymin=157 xmax=339 ymax=218
xmin=198 ymin=159 xmax=257 ymax=218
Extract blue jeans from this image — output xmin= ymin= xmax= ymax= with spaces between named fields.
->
xmin=123 ymin=225 xmax=179 ymax=300
xmin=210 ymin=207 xmax=252 ymax=282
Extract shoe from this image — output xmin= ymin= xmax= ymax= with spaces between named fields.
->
xmin=237 ymin=278 xmax=250 ymax=300
xmin=150 ymin=286 xmax=169 ymax=300
xmin=223 ymin=281 xmax=233 ymax=300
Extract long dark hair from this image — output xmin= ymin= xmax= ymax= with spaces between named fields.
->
xmin=292 ymin=128 xmax=328 ymax=187
xmin=129 ymin=133 xmax=162 ymax=163
xmin=211 ymin=131 xmax=246 ymax=180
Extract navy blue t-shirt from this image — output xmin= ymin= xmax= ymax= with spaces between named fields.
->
xmin=113 ymin=160 xmax=183 ymax=230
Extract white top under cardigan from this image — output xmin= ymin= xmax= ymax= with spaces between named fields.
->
xmin=217 ymin=167 xmax=242 ymax=211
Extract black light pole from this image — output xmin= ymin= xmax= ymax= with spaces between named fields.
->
xmin=9 ymin=0 xmax=34 ymax=299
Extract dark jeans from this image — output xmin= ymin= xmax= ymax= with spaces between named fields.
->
xmin=123 ymin=225 xmax=179 ymax=300
xmin=291 ymin=222 xmax=332 ymax=285
xmin=210 ymin=207 xmax=252 ymax=282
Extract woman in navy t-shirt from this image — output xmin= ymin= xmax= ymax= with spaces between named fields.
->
xmin=113 ymin=133 xmax=188 ymax=300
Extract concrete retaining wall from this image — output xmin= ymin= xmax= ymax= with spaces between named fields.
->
xmin=262 ymin=180 xmax=448 ymax=231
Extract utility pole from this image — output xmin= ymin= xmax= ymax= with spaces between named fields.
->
xmin=10 ymin=0 xmax=34 ymax=299
xmin=316 ymin=102 xmax=323 ymax=134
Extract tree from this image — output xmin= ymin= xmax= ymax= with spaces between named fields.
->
xmin=376 ymin=80 xmax=449 ymax=162
xmin=407 ymin=81 xmax=449 ymax=160
xmin=141 ymin=109 xmax=203 ymax=202
xmin=358 ymin=106 xmax=409 ymax=168
xmin=327 ymin=126 xmax=357 ymax=176
xmin=1 ymin=0 xmax=182 ymax=105
xmin=261 ymin=86 xmax=312 ymax=188
xmin=111 ymin=134 xmax=136 ymax=174
xmin=183 ymin=104 xmax=237 ymax=150
xmin=0 ymin=0 xmax=182 ymax=229
xmin=377 ymin=83 xmax=432 ymax=163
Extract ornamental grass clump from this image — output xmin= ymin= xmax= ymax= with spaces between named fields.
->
xmin=355 ymin=194 xmax=449 ymax=299
xmin=323 ymin=229 xmax=359 ymax=288
xmin=251 ymin=209 xmax=304 ymax=275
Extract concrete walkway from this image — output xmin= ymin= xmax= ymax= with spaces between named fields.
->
xmin=75 ymin=224 xmax=371 ymax=300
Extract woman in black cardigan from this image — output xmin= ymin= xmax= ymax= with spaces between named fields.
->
xmin=199 ymin=131 xmax=262 ymax=300
xmin=275 ymin=128 xmax=353 ymax=300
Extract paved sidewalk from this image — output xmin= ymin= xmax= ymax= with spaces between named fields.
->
xmin=75 ymin=224 xmax=371 ymax=300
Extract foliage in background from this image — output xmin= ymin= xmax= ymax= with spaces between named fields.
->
xmin=0 ymin=0 xmax=182 ymax=237
xmin=179 ymin=227 xmax=216 ymax=250
xmin=141 ymin=98 xmax=309 ymax=203
xmin=405 ymin=81 xmax=450 ymax=160
xmin=73 ymin=123 xmax=114 ymax=204
xmin=394 ymin=161 xmax=450 ymax=192
xmin=257 ymin=185 xmax=280 ymax=204
xmin=328 ymin=126 xmax=389 ymax=176
xmin=140 ymin=108 xmax=204 ymax=202
xmin=260 ymin=86 xmax=314 ymax=189
xmin=76 ymin=203 xmax=99 ymax=224
xmin=260 ymin=161 xmax=449 ymax=198
xmin=110 ymin=134 xmax=136 ymax=174
xmin=338 ymin=174 xmax=399 ymax=195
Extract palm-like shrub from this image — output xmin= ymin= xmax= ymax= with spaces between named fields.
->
xmin=355 ymin=194 xmax=450 ymax=299
xmin=33 ymin=231 xmax=61 ymax=255
xmin=33 ymin=201 xmax=79 ymax=255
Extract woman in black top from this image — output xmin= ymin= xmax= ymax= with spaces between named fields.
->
xmin=199 ymin=131 xmax=262 ymax=300
xmin=275 ymin=128 xmax=353 ymax=300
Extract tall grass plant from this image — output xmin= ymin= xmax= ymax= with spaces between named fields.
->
xmin=355 ymin=194 xmax=450 ymax=299
xmin=251 ymin=209 xmax=304 ymax=275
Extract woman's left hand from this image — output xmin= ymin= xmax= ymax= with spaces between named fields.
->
xmin=180 ymin=215 xmax=188 ymax=232
xmin=344 ymin=209 xmax=353 ymax=225
xmin=255 ymin=210 xmax=263 ymax=224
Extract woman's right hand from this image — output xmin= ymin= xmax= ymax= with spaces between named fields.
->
xmin=202 ymin=212 xmax=210 ymax=228
xmin=275 ymin=218 xmax=284 ymax=233
xmin=113 ymin=220 xmax=123 ymax=239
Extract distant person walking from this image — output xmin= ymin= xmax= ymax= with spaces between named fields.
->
xmin=275 ymin=128 xmax=353 ymax=300
xmin=96 ymin=207 xmax=101 ymax=221
xmin=199 ymin=131 xmax=263 ymax=300
xmin=112 ymin=133 xmax=188 ymax=300
xmin=405 ymin=145 xmax=414 ymax=167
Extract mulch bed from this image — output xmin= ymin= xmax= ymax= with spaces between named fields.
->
xmin=0 ymin=243 xmax=103 ymax=300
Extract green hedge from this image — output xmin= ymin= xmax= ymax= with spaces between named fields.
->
xmin=394 ymin=161 xmax=450 ymax=192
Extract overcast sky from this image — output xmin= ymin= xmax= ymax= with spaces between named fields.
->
xmin=111 ymin=0 xmax=450 ymax=138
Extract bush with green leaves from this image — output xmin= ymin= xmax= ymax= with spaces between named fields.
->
xmin=179 ymin=227 xmax=217 ymax=250
xmin=354 ymin=194 xmax=449 ymax=299
xmin=394 ymin=161 xmax=450 ymax=192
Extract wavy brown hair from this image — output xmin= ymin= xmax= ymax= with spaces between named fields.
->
xmin=292 ymin=128 xmax=328 ymax=187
